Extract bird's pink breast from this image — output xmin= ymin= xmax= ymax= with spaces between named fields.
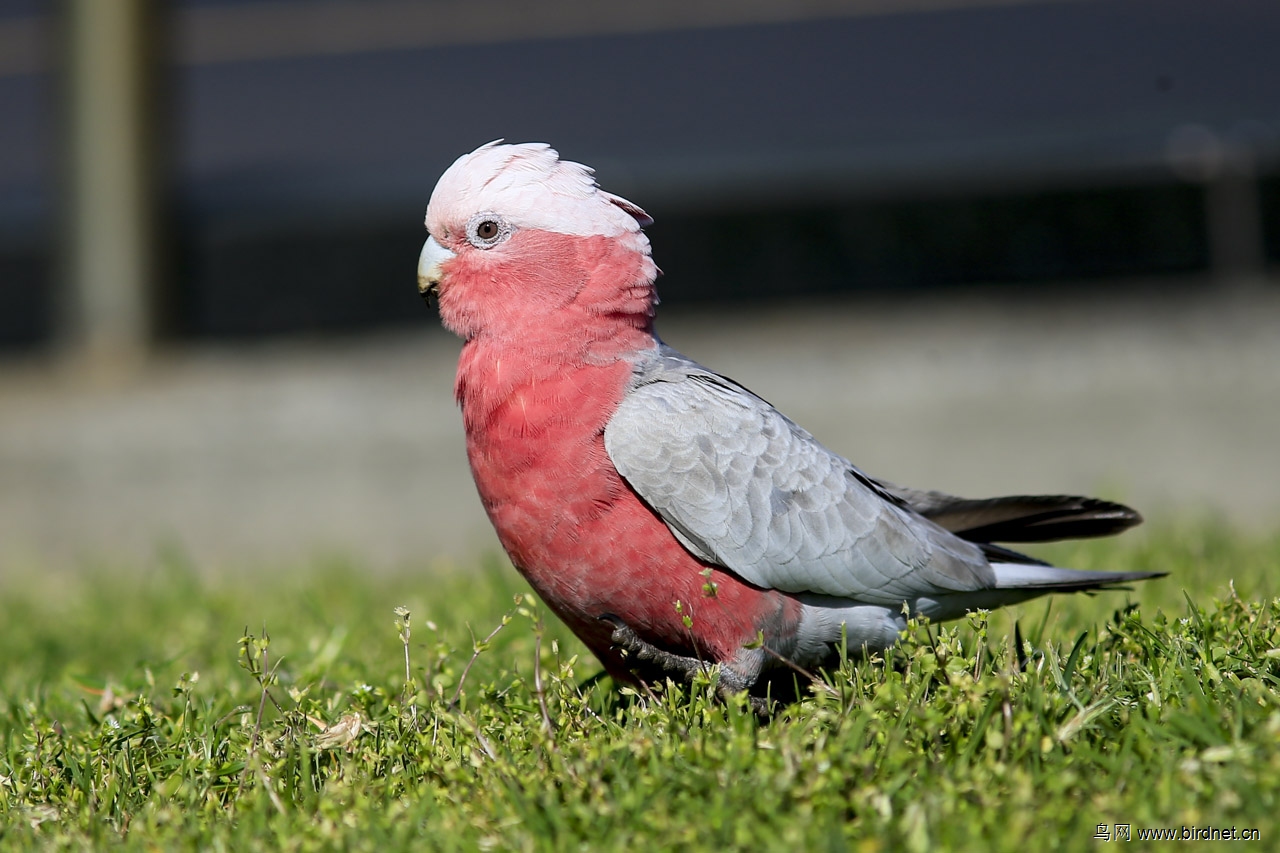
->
xmin=449 ymin=230 xmax=796 ymax=676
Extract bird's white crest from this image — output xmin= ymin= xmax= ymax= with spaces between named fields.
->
xmin=425 ymin=141 xmax=650 ymax=240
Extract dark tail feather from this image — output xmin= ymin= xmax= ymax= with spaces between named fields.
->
xmin=935 ymin=495 xmax=1142 ymax=543
xmin=875 ymin=482 xmax=1143 ymax=543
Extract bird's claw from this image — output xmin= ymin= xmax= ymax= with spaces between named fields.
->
xmin=604 ymin=617 xmax=710 ymax=681
xmin=601 ymin=616 xmax=772 ymax=715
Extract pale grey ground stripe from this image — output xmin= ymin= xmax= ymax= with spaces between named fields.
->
xmin=0 ymin=283 xmax=1275 ymax=572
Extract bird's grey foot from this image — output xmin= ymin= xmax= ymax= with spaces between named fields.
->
xmin=603 ymin=616 xmax=710 ymax=682
xmin=601 ymin=616 xmax=772 ymax=715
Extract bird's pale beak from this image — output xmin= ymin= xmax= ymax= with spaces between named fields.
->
xmin=418 ymin=236 xmax=456 ymax=303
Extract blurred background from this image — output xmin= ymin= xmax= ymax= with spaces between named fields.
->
xmin=0 ymin=0 xmax=1277 ymax=572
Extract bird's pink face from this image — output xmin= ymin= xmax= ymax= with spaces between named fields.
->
xmin=418 ymin=142 xmax=656 ymax=343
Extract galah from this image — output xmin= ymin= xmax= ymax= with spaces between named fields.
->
xmin=417 ymin=141 xmax=1162 ymax=702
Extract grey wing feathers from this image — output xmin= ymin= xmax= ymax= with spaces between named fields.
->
xmin=604 ymin=346 xmax=996 ymax=603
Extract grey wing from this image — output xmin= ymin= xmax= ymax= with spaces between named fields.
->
xmin=604 ymin=347 xmax=996 ymax=604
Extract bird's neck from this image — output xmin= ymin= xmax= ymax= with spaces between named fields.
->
xmin=454 ymin=323 xmax=654 ymax=440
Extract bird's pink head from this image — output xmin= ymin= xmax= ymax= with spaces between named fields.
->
xmin=419 ymin=141 xmax=659 ymax=347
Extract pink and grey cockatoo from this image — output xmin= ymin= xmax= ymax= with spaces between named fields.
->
xmin=417 ymin=141 xmax=1162 ymax=702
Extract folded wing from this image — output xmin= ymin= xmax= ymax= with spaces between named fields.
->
xmin=605 ymin=346 xmax=999 ymax=604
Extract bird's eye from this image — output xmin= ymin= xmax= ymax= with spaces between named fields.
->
xmin=466 ymin=213 xmax=508 ymax=248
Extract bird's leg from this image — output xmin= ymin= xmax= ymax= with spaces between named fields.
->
xmin=602 ymin=616 xmax=711 ymax=683
xmin=601 ymin=616 xmax=776 ymax=716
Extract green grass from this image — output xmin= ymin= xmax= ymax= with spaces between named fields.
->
xmin=1 ymin=524 xmax=1278 ymax=850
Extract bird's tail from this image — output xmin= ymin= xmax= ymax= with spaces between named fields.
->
xmin=991 ymin=562 xmax=1166 ymax=592
xmin=873 ymin=480 xmax=1143 ymax=543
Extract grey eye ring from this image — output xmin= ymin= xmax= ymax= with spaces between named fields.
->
xmin=466 ymin=213 xmax=510 ymax=249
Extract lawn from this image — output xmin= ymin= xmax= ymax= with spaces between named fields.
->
xmin=1 ymin=524 xmax=1277 ymax=850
